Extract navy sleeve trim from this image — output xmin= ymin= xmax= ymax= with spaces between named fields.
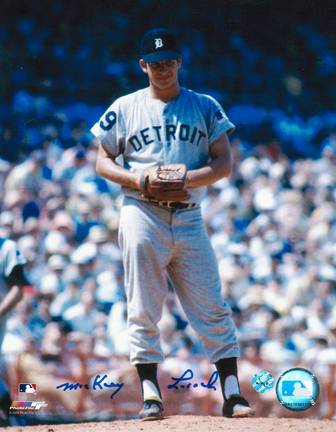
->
xmin=5 ymin=264 xmax=30 ymax=287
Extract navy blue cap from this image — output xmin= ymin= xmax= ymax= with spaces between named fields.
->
xmin=140 ymin=28 xmax=181 ymax=63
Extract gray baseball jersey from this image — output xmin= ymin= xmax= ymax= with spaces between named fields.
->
xmin=0 ymin=237 xmax=27 ymax=348
xmin=91 ymin=86 xmax=235 ymax=203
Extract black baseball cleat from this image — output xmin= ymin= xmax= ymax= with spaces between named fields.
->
xmin=223 ymin=394 xmax=255 ymax=418
xmin=139 ymin=399 xmax=164 ymax=421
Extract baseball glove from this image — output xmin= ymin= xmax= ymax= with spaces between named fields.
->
xmin=140 ymin=164 xmax=190 ymax=202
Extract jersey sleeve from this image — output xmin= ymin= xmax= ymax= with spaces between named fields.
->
xmin=206 ymin=96 xmax=236 ymax=144
xmin=90 ymin=99 xmax=125 ymax=156
xmin=2 ymin=239 xmax=27 ymax=281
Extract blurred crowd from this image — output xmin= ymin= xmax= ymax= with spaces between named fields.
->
xmin=1 ymin=0 xmax=336 ymax=421
xmin=1 ymin=0 xmax=336 ymax=161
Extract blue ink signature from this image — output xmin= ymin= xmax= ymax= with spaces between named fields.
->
xmin=56 ymin=374 xmax=124 ymax=398
xmin=167 ymin=369 xmax=219 ymax=391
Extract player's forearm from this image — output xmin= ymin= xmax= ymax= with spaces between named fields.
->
xmin=0 ymin=285 xmax=23 ymax=318
xmin=185 ymin=156 xmax=232 ymax=188
xmin=96 ymin=156 xmax=141 ymax=190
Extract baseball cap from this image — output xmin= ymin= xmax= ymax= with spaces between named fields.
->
xmin=141 ymin=28 xmax=181 ymax=63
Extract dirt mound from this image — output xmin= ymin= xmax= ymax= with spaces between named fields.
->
xmin=2 ymin=416 xmax=336 ymax=432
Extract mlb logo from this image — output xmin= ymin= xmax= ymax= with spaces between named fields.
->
xmin=19 ymin=383 xmax=37 ymax=394
xmin=282 ymin=380 xmax=312 ymax=397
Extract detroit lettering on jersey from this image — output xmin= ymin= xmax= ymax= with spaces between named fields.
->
xmin=128 ymin=123 xmax=206 ymax=152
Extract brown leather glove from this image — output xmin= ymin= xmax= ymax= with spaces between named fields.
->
xmin=140 ymin=164 xmax=190 ymax=202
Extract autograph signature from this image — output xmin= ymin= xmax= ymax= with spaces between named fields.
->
xmin=167 ymin=369 xmax=219 ymax=391
xmin=56 ymin=374 xmax=124 ymax=399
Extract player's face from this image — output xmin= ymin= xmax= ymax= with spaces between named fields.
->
xmin=140 ymin=59 xmax=181 ymax=89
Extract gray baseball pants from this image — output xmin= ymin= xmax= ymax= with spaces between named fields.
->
xmin=118 ymin=197 xmax=240 ymax=364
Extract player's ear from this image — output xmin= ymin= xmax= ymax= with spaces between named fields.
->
xmin=139 ymin=59 xmax=148 ymax=74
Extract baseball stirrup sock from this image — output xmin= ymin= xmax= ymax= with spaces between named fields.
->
xmin=136 ymin=363 xmax=162 ymax=402
xmin=215 ymin=357 xmax=240 ymax=400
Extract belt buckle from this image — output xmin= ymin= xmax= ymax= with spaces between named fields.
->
xmin=156 ymin=200 xmax=170 ymax=208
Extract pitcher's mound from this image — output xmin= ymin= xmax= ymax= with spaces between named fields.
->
xmin=3 ymin=416 xmax=336 ymax=432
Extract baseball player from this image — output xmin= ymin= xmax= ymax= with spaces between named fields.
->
xmin=0 ymin=236 xmax=29 ymax=425
xmin=92 ymin=28 xmax=253 ymax=420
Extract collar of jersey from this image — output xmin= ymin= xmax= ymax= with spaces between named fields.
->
xmin=145 ymin=86 xmax=184 ymax=104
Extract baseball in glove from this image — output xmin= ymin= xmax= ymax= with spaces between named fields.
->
xmin=140 ymin=164 xmax=190 ymax=202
